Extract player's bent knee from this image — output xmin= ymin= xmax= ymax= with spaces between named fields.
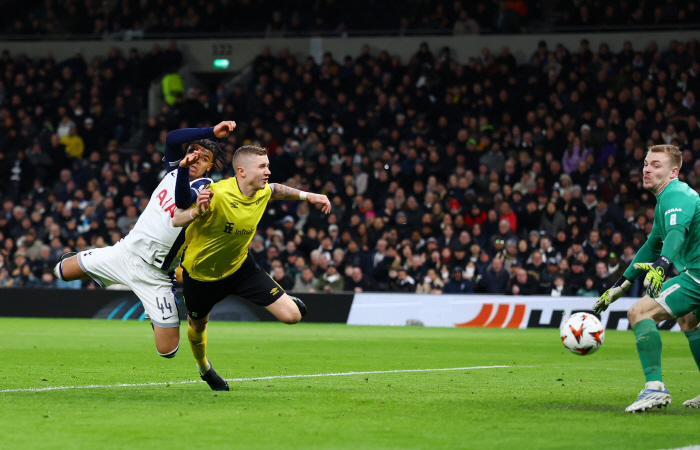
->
xmin=677 ymin=313 xmax=699 ymax=333
xmin=280 ymin=310 xmax=302 ymax=325
xmin=157 ymin=343 xmax=179 ymax=358
xmin=627 ymin=307 xmax=638 ymax=324
xmin=187 ymin=316 xmax=208 ymax=333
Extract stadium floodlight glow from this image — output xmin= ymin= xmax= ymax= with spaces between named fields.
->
xmin=213 ymin=59 xmax=230 ymax=69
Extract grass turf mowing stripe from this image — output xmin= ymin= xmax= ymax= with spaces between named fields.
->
xmin=0 ymin=365 xmax=510 ymax=393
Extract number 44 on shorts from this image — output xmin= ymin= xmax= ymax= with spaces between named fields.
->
xmin=156 ymin=297 xmax=174 ymax=320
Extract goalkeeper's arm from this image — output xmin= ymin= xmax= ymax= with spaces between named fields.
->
xmin=593 ymin=225 xmax=663 ymax=313
xmin=632 ymin=227 xmax=686 ymax=298
xmin=621 ymin=228 xmax=664 ymax=282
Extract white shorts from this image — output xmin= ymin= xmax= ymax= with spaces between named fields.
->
xmin=77 ymin=241 xmax=180 ymax=328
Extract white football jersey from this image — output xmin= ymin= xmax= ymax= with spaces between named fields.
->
xmin=122 ymin=170 xmax=211 ymax=271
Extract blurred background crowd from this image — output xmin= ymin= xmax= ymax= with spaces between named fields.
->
xmin=1 ymin=0 xmax=700 ymax=39
xmin=1 ymin=3 xmax=699 ymax=298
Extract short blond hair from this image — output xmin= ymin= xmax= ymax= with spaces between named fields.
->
xmin=648 ymin=144 xmax=682 ymax=170
xmin=232 ymin=144 xmax=267 ymax=169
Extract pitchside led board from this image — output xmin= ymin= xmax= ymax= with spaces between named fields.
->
xmin=346 ymin=294 xmax=683 ymax=332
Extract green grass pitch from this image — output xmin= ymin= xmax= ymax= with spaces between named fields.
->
xmin=0 ymin=317 xmax=698 ymax=450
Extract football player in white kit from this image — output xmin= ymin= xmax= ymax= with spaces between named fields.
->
xmin=54 ymin=121 xmax=236 ymax=359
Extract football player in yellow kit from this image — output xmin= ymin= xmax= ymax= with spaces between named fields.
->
xmin=172 ymin=144 xmax=330 ymax=390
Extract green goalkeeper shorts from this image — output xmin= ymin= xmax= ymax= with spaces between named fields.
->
xmin=655 ymin=271 xmax=700 ymax=320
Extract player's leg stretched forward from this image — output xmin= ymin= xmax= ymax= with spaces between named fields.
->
xmin=186 ymin=293 xmax=306 ymax=391
xmin=677 ymin=312 xmax=700 ymax=408
xmin=54 ymin=251 xmax=180 ymax=359
xmin=625 ymin=294 xmax=675 ymax=412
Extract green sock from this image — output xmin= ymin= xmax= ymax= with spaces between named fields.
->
xmin=685 ymin=327 xmax=700 ymax=373
xmin=632 ymin=318 xmax=663 ymax=383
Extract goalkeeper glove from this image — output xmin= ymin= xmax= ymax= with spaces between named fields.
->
xmin=633 ymin=256 xmax=670 ymax=299
xmin=593 ymin=276 xmax=631 ymax=314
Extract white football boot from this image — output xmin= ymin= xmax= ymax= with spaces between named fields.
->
xmin=625 ymin=382 xmax=672 ymax=413
xmin=682 ymin=394 xmax=700 ymax=408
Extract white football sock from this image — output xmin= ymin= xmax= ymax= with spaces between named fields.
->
xmin=645 ymin=381 xmax=666 ymax=391
xmin=197 ymin=360 xmax=211 ymax=376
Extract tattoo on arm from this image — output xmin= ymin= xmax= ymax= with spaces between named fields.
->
xmin=270 ymin=183 xmax=301 ymax=200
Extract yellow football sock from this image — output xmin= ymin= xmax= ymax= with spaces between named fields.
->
xmin=188 ymin=324 xmax=208 ymax=371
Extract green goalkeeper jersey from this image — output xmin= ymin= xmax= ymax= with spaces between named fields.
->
xmin=648 ymin=179 xmax=700 ymax=273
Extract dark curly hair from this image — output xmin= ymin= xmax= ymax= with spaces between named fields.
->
xmin=185 ymin=139 xmax=227 ymax=172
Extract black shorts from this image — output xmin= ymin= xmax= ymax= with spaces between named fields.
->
xmin=182 ymin=253 xmax=285 ymax=320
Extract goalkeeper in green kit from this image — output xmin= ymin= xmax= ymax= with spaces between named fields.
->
xmin=594 ymin=144 xmax=700 ymax=413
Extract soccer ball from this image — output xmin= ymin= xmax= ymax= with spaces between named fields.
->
xmin=560 ymin=312 xmax=605 ymax=355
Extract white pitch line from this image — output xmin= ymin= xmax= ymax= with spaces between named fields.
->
xmin=658 ymin=447 xmax=700 ymax=450
xmin=0 ymin=365 xmax=510 ymax=393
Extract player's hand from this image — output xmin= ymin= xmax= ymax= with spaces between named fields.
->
xmin=196 ymin=188 xmax=213 ymax=216
xmin=213 ymin=121 xmax=236 ymax=138
xmin=634 ymin=256 xmax=670 ymax=298
xmin=180 ymin=150 xmax=201 ymax=168
xmin=593 ymin=285 xmax=625 ymax=313
xmin=307 ymin=193 xmax=331 ymax=214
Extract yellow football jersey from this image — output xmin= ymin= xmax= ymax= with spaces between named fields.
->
xmin=182 ymin=177 xmax=271 ymax=281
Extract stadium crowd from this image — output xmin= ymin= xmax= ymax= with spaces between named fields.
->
xmin=2 ymin=0 xmax=700 ymax=39
xmin=1 ymin=34 xmax=700 ymax=298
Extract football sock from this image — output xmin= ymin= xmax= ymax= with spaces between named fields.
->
xmin=684 ymin=327 xmax=700 ymax=372
xmin=633 ymin=318 xmax=663 ymax=383
xmin=645 ymin=381 xmax=665 ymax=391
xmin=53 ymin=260 xmax=66 ymax=281
xmin=188 ymin=324 xmax=210 ymax=375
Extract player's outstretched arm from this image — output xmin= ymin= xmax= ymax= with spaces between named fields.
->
xmin=173 ymin=189 xmax=213 ymax=227
xmin=593 ymin=276 xmax=632 ymax=313
xmin=269 ymin=183 xmax=331 ymax=214
xmin=166 ymin=121 xmax=236 ymax=147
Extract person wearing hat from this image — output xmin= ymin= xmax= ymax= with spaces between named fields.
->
xmin=537 ymin=256 xmax=560 ymax=294
xmin=607 ymin=251 xmax=625 ymax=280
xmin=80 ymin=116 xmax=100 ymax=153
xmin=443 ymin=266 xmax=474 ymax=293
xmin=464 ymin=203 xmax=487 ymax=228
xmin=494 ymin=237 xmax=521 ymax=273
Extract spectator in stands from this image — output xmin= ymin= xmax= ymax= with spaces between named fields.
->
xmin=592 ymin=260 xmax=614 ymax=295
xmin=1 ymin=35 xmax=699 ymax=298
xmin=345 ymin=266 xmax=373 ymax=293
xmin=550 ymin=275 xmax=568 ymax=296
xmin=443 ymin=266 xmax=474 ymax=293
xmin=314 ymin=261 xmax=344 ymax=292
xmin=539 ymin=257 xmax=561 ymax=294
xmin=293 ymin=267 xmax=318 ymax=293
xmin=479 ymin=258 xmax=509 ymax=294
xmin=577 ymin=277 xmax=599 ymax=297
xmin=507 ymin=268 xmax=538 ymax=295
xmin=416 ymin=268 xmax=445 ymax=294
xmin=272 ymin=266 xmax=295 ymax=292
xmin=393 ymin=268 xmax=416 ymax=292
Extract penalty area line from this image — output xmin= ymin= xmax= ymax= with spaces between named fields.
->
xmin=0 ymin=365 xmax=511 ymax=393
